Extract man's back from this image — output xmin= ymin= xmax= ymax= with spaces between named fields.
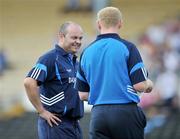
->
xmin=76 ymin=7 xmax=153 ymax=139
xmin=80 ymin=33 xmax=141 ymax=105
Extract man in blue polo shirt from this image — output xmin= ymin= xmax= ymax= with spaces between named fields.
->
xmin=75 ymin=7 xmax=153 ymax=139
xmin=24 ymin=21 xmax=84 ymax=139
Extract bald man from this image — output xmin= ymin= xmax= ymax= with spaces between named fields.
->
xmin=24 ymin=22 xmax=84 ymax=139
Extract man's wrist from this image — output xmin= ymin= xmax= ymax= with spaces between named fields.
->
xmin=37 ymin=108 xmax=45 ymax=114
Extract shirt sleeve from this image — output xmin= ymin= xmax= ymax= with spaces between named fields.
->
xmin=128 ymin=45 xmax=148 ymax=85
xmin=75 ymin=53 xmax=90 ymax=92
xmin=26 ymin=55 xmax=50 ymax=85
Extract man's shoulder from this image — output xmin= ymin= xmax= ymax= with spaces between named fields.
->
xmin=38 ymin=48 xmax=57 ymax=63
xmin=40 ymin=48 xmax=56 ymax=58
xmin=119 ymin=38 xmax=139 ymax=52
xmin=120 ymin=38 xmax=136 ymax=47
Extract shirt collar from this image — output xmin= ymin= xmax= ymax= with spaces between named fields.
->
xmin=55 ymin=44 xmax=77 ymax=59
xmin=55 ymin=44 xmax=69 ymax=56
xmin=96 ymin=33 xmax=121 ymax=40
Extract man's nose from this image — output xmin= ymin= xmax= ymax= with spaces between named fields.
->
xmin=76 ymin=39 xmax=81 ymax=44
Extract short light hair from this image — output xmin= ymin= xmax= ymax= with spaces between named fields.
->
xmin=97 ymin=7 xmax=122 ymax=28
xmin=59 ymin=22 xmax=72 ymax=35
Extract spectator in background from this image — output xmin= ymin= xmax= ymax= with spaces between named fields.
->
xmin=75 ymin=7 xmax=153 ymax=139
xmin=155 ymin=46 xmax=179 ymax=112
xmin=64 ymin=0 xmax=110 ymax=13
xmin=64 ymin=0 xmax=80 ymax=12
xmin=0 ymin=47 xmax=8 ymax=76
xmin=64 ymin=0 xmax=92 ymax=12
xmin=166 ymin=17 xmax=180 ymax=53
xmin=91 ymin=0 xmax=110 ymax=13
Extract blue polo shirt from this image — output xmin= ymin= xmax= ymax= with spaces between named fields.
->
xmin=27 ymin=44 xmax=84 ymax=119
xmin=75 ymin=33 xmax=148 ymax=106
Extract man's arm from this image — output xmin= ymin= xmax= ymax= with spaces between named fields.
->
xmin=24 ymin=77 xmax=45 ymax=113
xmin=133 ymin=79 xmax=153 ymax=93
xmin=78 ymin=91 xmax=89 ymax=101
xmin=24 ymin=77 xmax=61 ymax=127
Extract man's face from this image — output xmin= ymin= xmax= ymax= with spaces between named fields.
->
xmin=61 ymin=25 xmax=83 ymax=54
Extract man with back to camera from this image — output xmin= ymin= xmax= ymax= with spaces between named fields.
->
xmin=75 ymin=7 xmax=153 ymax=139
xmin=24 ymin=21 xmax=84 ymax=139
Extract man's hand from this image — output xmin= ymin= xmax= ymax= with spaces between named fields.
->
xmin=79 ymin=91 xmax=89 ymax=101
xmin=133 ymin=79 xmax=154 ymax=93
xmin=39 ymin=110 xmax=61 ymax=127
xmin=144 ymin=79 xmax=153 ymax=93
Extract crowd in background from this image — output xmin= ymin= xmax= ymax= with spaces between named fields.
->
xmin=137 ymin=15 xmax=180 ymax=134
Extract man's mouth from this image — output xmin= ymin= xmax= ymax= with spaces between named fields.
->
xmin=73 ymin=44 xmax=80 ymax=49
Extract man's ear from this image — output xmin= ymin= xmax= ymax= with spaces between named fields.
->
xmin=96 ymin=20 xmax=101 ymax=31
xmin=58 ymin=32 xmax=64 ymax=39
xmin=58 ymin=32 xmax=65 ymax=42
xmin=118 ymin=20 xmax=122 ymax=29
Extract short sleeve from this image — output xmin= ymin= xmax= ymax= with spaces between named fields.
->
xmin=26 ymin=55 xmax=52 ymax=85
xmin=127 ymin=45 xmax=148 ymax=85
xmin=75 ymin=53 xmax=90 ymax=92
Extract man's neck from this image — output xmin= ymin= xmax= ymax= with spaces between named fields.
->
xmin=100 ymin=28 xmax=119 ymax=34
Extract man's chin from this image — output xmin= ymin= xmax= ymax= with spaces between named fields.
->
xmin=73 ymin=49 xmax=79 ymax=53
xmin=72 ymin=51 xmax=77 ymax=54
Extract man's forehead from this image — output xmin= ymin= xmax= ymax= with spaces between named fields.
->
xmin=66 ymin=29 xmax=83 ymax=36
xmin=67 ymin=24 xmax=83 ymax=32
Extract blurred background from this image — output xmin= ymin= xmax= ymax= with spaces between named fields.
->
xmin=0 ymin=0 xmax=180 ymax=139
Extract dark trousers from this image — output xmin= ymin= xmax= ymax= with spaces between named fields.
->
xmin=38 ymin=116 xmax=82 ymax=139
xmin=89 ymin=104 xmax=146 ymax=139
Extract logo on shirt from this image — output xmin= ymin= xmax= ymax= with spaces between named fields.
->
xmin=69 ymin=77 xmax=76 ymax=83
xmin=66 ymin=69 xmax=72 ymax=72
